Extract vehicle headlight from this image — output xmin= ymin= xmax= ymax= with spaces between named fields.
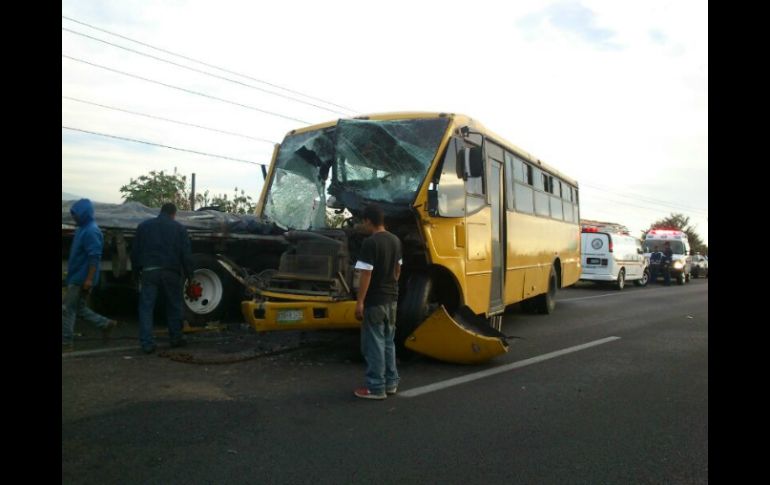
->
xmin=673 ymin=261 xmax=683 ymax=269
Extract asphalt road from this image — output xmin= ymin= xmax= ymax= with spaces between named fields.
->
xmin=62 ymin=279 xmax=708 ymax=484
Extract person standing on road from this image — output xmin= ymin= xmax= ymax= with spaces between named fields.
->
xmin=662 ymin=241 xmax=674 ymax=286
xmin=649 ymin=244 xmax=662 ymax=283
xmin=353 ymin=204 xmax=402 ymax=400
xmin=131 ymin=203 xmax=194 ymax=354
xmin=62 ymin=199 xmax=117 ymax=353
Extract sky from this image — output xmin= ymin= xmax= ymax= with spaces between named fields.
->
xmin=61 ymin=0 xmax=708 ymax=244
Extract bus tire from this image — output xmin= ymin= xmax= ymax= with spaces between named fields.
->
xmin=396 ymin=272 xmax=433 ymax=347
xmin=534 ymin=267 xmax=557 ymax=314
xmin=183 ymin=254 xmax=236 ymax=326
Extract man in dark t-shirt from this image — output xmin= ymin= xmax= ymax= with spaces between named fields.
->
xmin=353 ymin=204 xmax=402 ymax=400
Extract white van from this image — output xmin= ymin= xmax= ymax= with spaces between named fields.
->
xmin=580 ymin=229 xmax=649 ymax=290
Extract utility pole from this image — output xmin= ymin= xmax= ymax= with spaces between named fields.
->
xmin=190 ymin=173 xmax=196 ymax=210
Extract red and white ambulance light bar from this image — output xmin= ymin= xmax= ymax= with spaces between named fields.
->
xmin=647 ymin=229 xmax=685 ymax=238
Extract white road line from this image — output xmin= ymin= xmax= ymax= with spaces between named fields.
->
xmin=560 ymin=286 xmax=671 ymax=302
xmin=399 ymin=336 xmax=622 ymax=398
xmin=62 ymin=345 xmax=138 ymax=358
xmin=560 ymin=293 xmax=622 ymax=301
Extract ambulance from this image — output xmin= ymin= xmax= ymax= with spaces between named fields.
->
xmin=642 ymin=229 xmax=692 ymax=285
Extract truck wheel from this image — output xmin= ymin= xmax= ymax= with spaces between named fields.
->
xmin=634 ymin=268 xmax=649 ymax=287
xmin=533 ymin=267 xmax=557 ymax=314
xmin=183 ymin=254 xmax=235 ymax=326
xmin=616 ymin=269 xmax=625 ymax=291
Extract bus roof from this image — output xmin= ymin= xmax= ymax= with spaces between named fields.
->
xmin=282 ymin=112 xmax=579 ymax=188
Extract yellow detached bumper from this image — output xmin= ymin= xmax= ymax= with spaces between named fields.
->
xmin=404 ymin=306 xmax=509 ymax=364
xmin=241 ymin=299 xmax=360 ymax=332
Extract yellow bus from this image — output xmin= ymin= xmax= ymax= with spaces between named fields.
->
xmin=242 ymin=112 xmax=581 ymax=363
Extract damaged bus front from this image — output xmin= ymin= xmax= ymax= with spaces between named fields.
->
xmin=242 ymin=113 xmax=580 ymax=364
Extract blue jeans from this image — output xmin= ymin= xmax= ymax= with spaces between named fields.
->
xmin=62 ymin=285 xmax=111 ymax=344
xmin=360 ymin=302 xmax=399 ymax=394
xmin=138 ymin=269 xmax=184 ymax=350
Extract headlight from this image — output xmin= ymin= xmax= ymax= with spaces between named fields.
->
xmin=673 ymin=261 xmax=683 ymax=269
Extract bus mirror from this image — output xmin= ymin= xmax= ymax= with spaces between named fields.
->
xmin=466 ymin=146 xmax=484 ymax=178
xmin=427 ymin=188 xmax=439 ymax=216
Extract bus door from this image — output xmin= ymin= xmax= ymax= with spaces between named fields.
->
xmin=486 ymin=141 xmax=505 ymax=314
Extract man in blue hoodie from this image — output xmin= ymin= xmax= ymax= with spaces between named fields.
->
xmin=131 ymin=203 xmax=194 ymax=354
xmin=62 ymin=199 xmax=117 ymax=352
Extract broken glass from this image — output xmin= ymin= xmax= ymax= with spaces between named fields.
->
xmin=264 ymin=128 xmax=334 ymax=230
xmin=334 ymin=118 xmax=449 ymax=205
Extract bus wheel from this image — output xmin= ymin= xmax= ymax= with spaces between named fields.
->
xmin=183 ymin=254 xmax=235 ymax=326
xmin=534 ymin=267 xmax=557 ymax=315
xmin=616 ymin=269 xmax=625 ymax=291
xmin=396 ymin=272 xmax=433 ymax=347
xmin=634 ymin=268 xmax=649 ymax=287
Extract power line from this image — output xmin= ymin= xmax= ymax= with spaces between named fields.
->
xmin=62 ymin=27 xmax=352 ymax=117
xmin=63 ymin=96 xmax=278 ymax=145
xmin=581 ymin=182 xmax=707 ymax=214
xmin=61 ymin=14 xmax=359 ymax=115
xmin=63 ymin=54 xmax=311 ymax=125
xmin=582 ymin=190 xmax=707 ymax=218
xmin=62 ymin=126 xmax=267 ymax=166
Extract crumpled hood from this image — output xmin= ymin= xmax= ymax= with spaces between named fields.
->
xmin=70 ymin=199 xmax=94 ymax=226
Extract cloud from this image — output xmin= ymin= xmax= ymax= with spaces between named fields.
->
xmin=517 ymin=1 xmax=621 ymax=50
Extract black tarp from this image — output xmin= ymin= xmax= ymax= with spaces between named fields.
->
xmin=62 ymin=200 xmax=282 ymax=235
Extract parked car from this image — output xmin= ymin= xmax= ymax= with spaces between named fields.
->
xmin=691 ymin=253 xmax=708 ymax=278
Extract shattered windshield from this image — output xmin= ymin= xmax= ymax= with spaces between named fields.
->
xmin=264 ymin=128 xmax=334 ymax=230
xmin=264 ymin=117 xmax=450 ymax=229
xmin=333 ymin=118 xmax=449 ymax=205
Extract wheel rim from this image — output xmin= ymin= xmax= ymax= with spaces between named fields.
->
xmin=640 ymin=270 xmax=648 ymax=285
xmin=184 ymin=268 xmax=224 ymax=315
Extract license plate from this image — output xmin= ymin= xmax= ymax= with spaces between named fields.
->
xmin=276 ymin=309 xmax=303 ymax=324
xmin=587 ymin=257 xmax=600 ymax=264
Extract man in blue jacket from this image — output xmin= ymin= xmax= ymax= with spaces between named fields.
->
xmin=131 ymin=203 xmax=194 ymax=354
xmin=62 ymin=199 xmax=117 ymax=352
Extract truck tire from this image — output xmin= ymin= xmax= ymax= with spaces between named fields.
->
xmin=183 ymin=254 xmax=236 ymax=326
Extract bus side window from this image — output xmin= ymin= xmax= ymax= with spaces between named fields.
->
xmin=504 ymin=152 xmax=515 ymax=211
xmin=513 ymin=157 xmax=534 ymax=214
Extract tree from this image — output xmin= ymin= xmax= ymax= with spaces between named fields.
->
xmin=645 ymin=213 xmax=707 ymax=255
xmin=120 ymin=168 xmax=193 ymax=210
xmin=120 ymin=170 xmax=257 ymax=214
xmin=209 ymin=187 xmax=257 ymax=214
